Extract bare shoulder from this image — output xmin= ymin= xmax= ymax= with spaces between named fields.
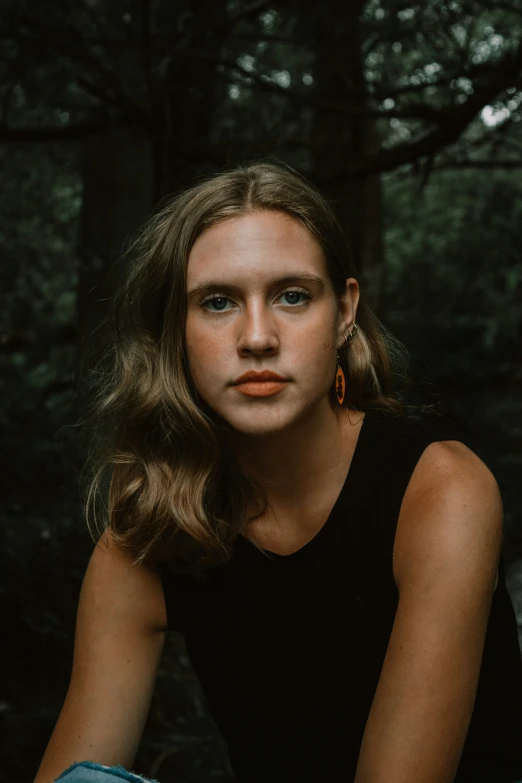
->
xmin=356 ymin=438 xmax=505 ymax=783
xmin=393 ymin=439 xmax=503 ymax=594
xmin=402 ymin=438 xmax=500 ymax=506
xmin=86 ymin=528 xmax=168 ymax=634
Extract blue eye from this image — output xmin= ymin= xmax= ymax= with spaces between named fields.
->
xmin=202 ymin=296 xmax=229 ymax=312
xmin=282 ymin=290 xmax=310 ymax=305
xmin=199 ymin=288 xmax=312 ymax=312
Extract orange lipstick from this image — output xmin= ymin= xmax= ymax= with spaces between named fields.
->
xmin=234 ymin=381 xmax=288 ymax=397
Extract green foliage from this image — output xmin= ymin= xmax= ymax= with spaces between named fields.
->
xmin=384 ymin=167 xmax=522 ymax=360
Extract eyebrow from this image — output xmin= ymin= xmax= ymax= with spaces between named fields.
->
xmin=187 ymin=273 xmax=326 ymax=298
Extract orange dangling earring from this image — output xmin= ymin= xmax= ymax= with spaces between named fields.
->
xmin=335 ymin=353 xmax=346 ymax=405
xmin=335 ymin=323 xmax=357 ymax=405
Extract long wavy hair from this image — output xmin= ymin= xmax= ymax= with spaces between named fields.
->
xmin=82 ymin=159 xmax=432 ymax=576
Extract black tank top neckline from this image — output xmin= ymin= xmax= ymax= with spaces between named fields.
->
xmin=236 ymin=410 xmax=370 ymax=563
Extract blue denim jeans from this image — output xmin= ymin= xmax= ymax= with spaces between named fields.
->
xmin=54 ymin=761 xmax=160 ymax=783
xmin=54 ymin=761 xmax=522 ymax=783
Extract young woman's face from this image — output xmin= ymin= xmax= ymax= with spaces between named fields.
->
xmin=185 ymin=210 xmax=358 ymax=436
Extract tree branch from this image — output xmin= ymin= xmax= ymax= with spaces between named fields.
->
xmin=371 ymin=56 xmax=521 ymax=102
xmin=386 ymin=157 xmax=522 ymax=186
xmin=230 ymin=0 xmax=275 ymax=21
xmin=14 ymin=14 xmax=148 ymax=124
xmin=433 ymin=158 xmax=522 ymax=169
xmin=321 ymin=39 xmax=522 ymax=180
xmin=0 ymin=121 xmax=108 ymax=143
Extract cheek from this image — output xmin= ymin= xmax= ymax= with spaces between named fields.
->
xmin=185 ymin=319 xmax=227 ymax=381
xmin=308 ymin=334 xmax=337 ymax=365
xmin=186 ymin=315 xmax=214 ymax=353
xmin=309 ymin=349 xmax=335 ymax=384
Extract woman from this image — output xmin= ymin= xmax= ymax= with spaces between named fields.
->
xmin=35 ymin=161 xmax=522 ymax=783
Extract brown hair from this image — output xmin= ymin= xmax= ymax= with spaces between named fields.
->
xmin=82 ymin=159 xmax=417 ymax=576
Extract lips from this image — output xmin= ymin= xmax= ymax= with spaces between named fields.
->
xmin=232 ymin=370 xmax=289 ymax=385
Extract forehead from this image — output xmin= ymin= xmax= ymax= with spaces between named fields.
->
xmin=186 ymin=210 xmax=326 ymax=284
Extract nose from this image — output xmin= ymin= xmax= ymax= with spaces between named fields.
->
xmin=236 ymin=299 xmax=280 ymax=356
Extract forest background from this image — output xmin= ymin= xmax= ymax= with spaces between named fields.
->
xmin=2 ymin=1 xmax=522 ymax=781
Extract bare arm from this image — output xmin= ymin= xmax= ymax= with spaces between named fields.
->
xmin=34 ymin=530 xmax=169 ymax=783
xmin=354 ymin=440 xmax=503 ymax=783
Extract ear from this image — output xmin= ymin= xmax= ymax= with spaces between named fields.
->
xmin=337 ymin=278 xmax=360 ymax=347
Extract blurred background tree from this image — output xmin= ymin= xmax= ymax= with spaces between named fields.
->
xmin=1 ymin=1 xmax=522 ymax=781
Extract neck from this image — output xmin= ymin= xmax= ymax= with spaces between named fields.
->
xmin=226 ymin=401 xmax=364 ymax=506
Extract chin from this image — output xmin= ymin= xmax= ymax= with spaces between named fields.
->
xmin=217 ymin=402 xmax=313 ymax=438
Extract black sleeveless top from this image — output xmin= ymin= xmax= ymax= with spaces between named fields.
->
xmin=160 ymin=410 xmax=522 ymax=783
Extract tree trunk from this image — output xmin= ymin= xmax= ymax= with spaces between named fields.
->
xmin=305 ymin=0 xmax=385 ymax=313
xmin=75 ymin=130 xmax=153 ymax=354
xmin=152 ymin=0 xmax=232 ymax=197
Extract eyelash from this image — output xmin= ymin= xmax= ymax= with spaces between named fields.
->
xmin=198 ymin=287 xmax=313 ymax=312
